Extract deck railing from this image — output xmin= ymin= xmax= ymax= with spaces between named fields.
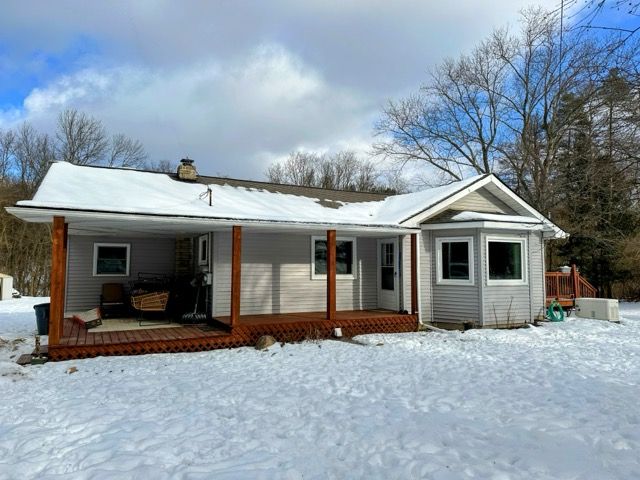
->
xmin=545 ymin=265 xmax=597 ymax=300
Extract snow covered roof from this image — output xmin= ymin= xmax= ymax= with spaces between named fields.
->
xmin=449 ymin=211 xmax=542 ymax=224
xmin=9 ymin=162 xmax=564 ymax=236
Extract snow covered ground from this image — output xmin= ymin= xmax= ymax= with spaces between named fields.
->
xmin=0 ymin=298 xmax=639 ymax=479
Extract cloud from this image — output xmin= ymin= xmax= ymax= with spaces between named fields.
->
xmin=4 ymin=44 xmax=375 ymax=176
xmin=0 ymin=0 xmax=559 ymax=178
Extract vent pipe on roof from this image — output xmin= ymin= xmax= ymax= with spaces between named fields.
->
xmin=177 ymin=158 xmax=198 ymax=181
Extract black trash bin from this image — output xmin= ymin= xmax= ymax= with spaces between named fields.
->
xmin=33 ymin=303 xmax=50 ymax=335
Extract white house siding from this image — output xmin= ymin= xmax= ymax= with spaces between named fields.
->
xmin=448 ymin=187 xmax=517 ymax=214
xmin=419 ymin=231 xmax=432 ymax=323
xmin=430 ymin=228 xmax=481 ymax=325
xmin=65 ymin=235 xmax=175 ymax=312
xmin=212 ymin=232 xmax=378 ymax=316
xmin=479 ymin=229 xmax=543 ymax=327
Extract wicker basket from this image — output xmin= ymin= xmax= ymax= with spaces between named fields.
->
xmin=131 ymin=291 xmax=169 ymax=312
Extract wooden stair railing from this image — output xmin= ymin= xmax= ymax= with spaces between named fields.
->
xmin=545 ymin=264 xmax=597 ymax=301
xmin=578 ymin=276 xmax=597 ymax=298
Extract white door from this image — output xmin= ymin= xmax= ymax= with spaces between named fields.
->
xmin=378 ymin=238 xmax=398 ymax=311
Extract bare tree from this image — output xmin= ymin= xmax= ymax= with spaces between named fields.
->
xmin=108 ymin=133 xmax=147 ymax=168
xmin=0 ymin=123 xmax=55 ymax=295
xmin=1 ymin=110 xmax=154 ymax=295
xmin=146 ymin=159 xmax=177 ymax=173
xmin=567 ymin=0 xmax=640 ymax=43
xmin=267 ymin=151 xmax=319 ymax=186
xmin=266 ymin=151 xmax=401 ymax=193
xmin=375 ymin=36 xmax=507 ymax=181
xmin=0 ymin=129 xmax=16 ymax=181
xmin=56 ymin=108 xmax=109 ymax=165
xmin=375 ymin=8 xmax=616 ymax=211
xmin=14 ymin=123 xmax=56 ymax=193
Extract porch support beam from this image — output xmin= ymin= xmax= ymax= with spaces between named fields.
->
xmin=230 ymin=225 xmax=242 ymax=328
xmin=49 ymin=216 xmax=67 ymax=345
xmin=410 ymin=233 xmax=418 ymax=315
xmin=326 ymin=229 xmax=336 ymax=320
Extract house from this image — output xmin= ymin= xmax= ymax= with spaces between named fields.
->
xmin=7 ymin=159 xmax=567 ymax=360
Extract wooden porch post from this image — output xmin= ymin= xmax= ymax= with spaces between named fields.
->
xmin=571 ymin=263 xmax=579 ymax=299
xmin=49 ymin=216 xmax=67 ymax=345
xmin=230 ymin=225 xmax=242 ymax=328
xmin=326 ymin=229 xmax=336 ymax=320
xmin=410 ymin=233 xmax=418 ymax=315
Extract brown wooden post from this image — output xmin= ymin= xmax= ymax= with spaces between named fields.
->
xmin=230 ymin=226 xmax=242 ymax=328
xmin=571 ymin=264 xmax=580 ymax=299
xmin=49 ymin=216 xmax=67 ymax=345
xmin=326 ymin=229 xmax=336 ymax=320
xmin=410 ymin=233 xmax=418 ymax=315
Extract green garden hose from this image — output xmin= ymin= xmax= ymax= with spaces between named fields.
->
xmin=547 ymin=300 xmax=565 ymax=322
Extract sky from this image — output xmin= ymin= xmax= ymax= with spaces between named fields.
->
xmin=0 ymin=0 xmax=561 ymax=180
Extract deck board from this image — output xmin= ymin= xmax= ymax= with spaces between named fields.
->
xmin=50 ymin=310 xmax=418 ymax=361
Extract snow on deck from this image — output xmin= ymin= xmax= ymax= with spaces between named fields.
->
xmin=1 ymin=298 xmax=639 ymax=479
xmin=16 ymin=162 xmax=483 ymax=227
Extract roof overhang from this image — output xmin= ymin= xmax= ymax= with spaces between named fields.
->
xmin=6 ymin=206 xmax=419 ymax=237
xmin=421 ymin=220 xmax=552 ymax=235
xmin=401 ymin=175 xmax=567 ymax=239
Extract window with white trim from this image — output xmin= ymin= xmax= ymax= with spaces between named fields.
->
xmin=93 ymin=243 xmax=130 ymax=276
xmin=311 ymin=236 xmax=356 ymax=279
xmin=486 ymin=236 xmax=527 ymax=285
xmin=198 ymin=235 xmax=209 ymax=266
xmin=436 ymin=236 xmax=474 ymax=285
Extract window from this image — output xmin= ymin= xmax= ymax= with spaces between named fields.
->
xmin=93 ymin=243 xmax=130 ymax=276
xmin=311 ymin=236 xmax=356 ymax=279
xmin=436 ymin=236 xmax=474 ymax=285
xmin=380 ymin=242 xmax=395 ymax=290
xmin=486 ymin=236 xmax=527 ymax=285
xmin=198 ymin=235 xmax=209 ymax=266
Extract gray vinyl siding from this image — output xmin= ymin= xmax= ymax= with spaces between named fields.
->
xmin=419 ymin=231 xmax=432 ymax=323
xmin=431 ymin=228 xmax=481 ymax=324
xmin=480 ymin=230 xmax=537 ymax=327
xmin=65 ymin=235 xmax=175 ymax=312
xmin=448 ymin=188 xmax=517 ymax=214
xmin=212 ymin=232 xmax=378 ymax=316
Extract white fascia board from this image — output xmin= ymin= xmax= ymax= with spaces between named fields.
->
xmin=5 ymin=206 xmax=419 ymax=235
xmin=482 ymin=177 xmax=567 ymax=238
xmin=400 ymin=176 xmax=493 ymax=226
xmin=421 ymin=221 xmax=547 ymax=232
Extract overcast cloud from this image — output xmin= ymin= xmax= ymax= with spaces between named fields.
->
xmin=0 ymin=0 xmax=555 ymax=179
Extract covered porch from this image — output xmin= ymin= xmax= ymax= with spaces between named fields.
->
xmin=42 ymin=213 xmax=420 ymax=360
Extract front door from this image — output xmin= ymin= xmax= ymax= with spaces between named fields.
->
xmin=378 ymin=238 xmax=398 ymax=311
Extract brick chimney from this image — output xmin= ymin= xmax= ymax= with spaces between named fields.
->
xmin=177 ymin=158 xmax=198 ymax=181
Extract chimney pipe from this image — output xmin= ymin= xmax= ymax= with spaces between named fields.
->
xmin=177 ymin=158 xmax=198 ymax=181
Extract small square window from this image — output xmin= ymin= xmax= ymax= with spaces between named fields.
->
xmin=311 ymin=236 xmax=356 ymax=279
xmin=93 ymin=243 xmax=130 ymax=276
xmin=436 ymin=237 xmax=474 ymax=285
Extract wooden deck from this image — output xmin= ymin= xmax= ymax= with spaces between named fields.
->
xmin=545 ymin=266 xmax=598 ymax=308
xmin=48 ymin=310 xmax=419 ymax=361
